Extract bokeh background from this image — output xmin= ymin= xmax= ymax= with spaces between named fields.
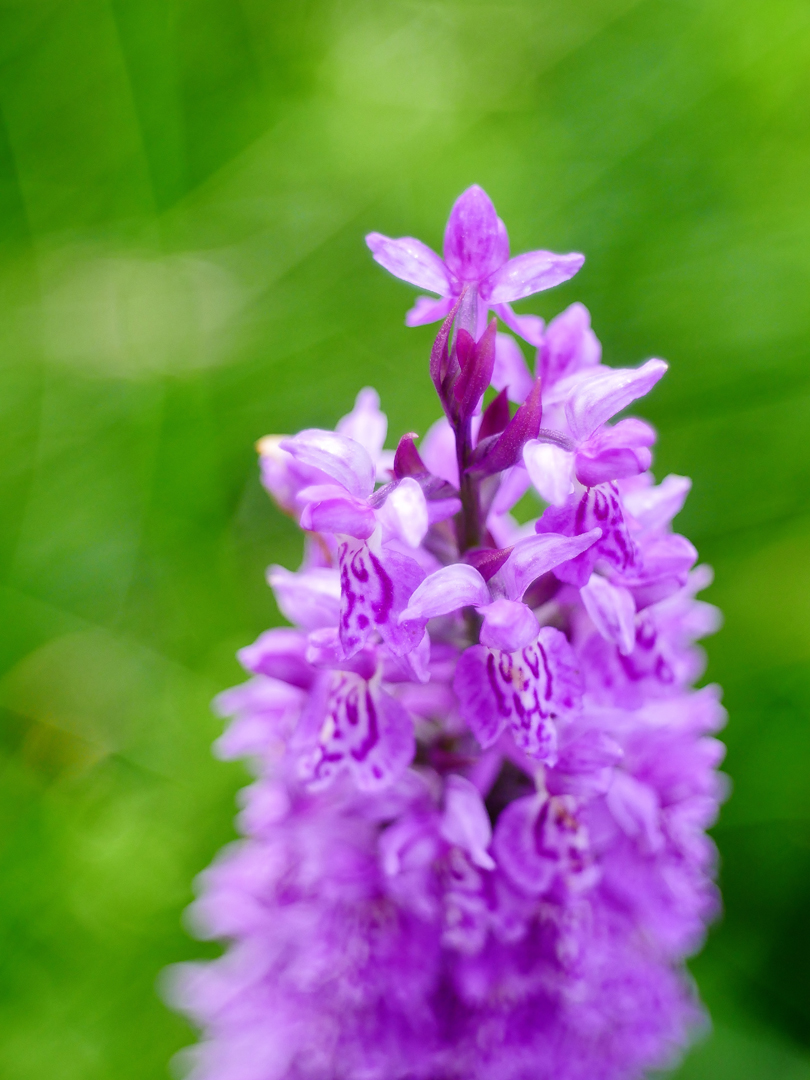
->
xmin=0 ymin=0 xmax=809 ymax=1076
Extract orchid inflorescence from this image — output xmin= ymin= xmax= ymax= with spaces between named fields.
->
xmin=169 ymin=186 xmax=726 ymax=1080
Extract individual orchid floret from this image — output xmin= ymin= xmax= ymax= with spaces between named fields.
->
xmin=523 ymin=357 xmax=667 ymax=506
xmin=170 ymin=190 xmax=725 ymax=1080
xmin=367 ymin=185 xmax=583 ymax=345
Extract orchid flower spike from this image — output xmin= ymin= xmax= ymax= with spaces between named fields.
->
xmin=168 ymin=188 xmax=726 ymax=1080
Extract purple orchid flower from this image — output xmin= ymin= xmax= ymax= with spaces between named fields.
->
xmin=169 ymin=192 xmax=726 ymax=1080
xmin=367 ymin=185 xmax=583 ymax=346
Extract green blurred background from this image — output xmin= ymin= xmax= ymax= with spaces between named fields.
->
xmin=0 ymin=0 xmax=809 ymax=1076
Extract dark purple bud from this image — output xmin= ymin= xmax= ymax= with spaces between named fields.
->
xmin=394 ymin=433 xmax=427 ymax=479
xmin=392 ymin=432 xmax=459 ymax=500
xmin=452 ymin=319 xmax=497 ymax=421
xmin=430 ymin=298 xmax=461 ymax=403
xmin=463 ymin=546 xmax=513 ymax=582
xmin=478 ymin=387 xmax=510 ymax=442
xmin=467 ymin=376 xmax=543 ymax=477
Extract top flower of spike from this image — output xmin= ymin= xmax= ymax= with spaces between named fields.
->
xmin=366 ymin=184 xmax=584 ymax=346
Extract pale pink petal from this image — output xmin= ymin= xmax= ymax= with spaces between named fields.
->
xmin=443 ymin=185 xmax=508 ymax=282
xmin=365 ymin=232 xmax=450 ymax=293
xmin=523 ymin=440 xmax=574 ymax=506
xmin=336 ymin=387 xmax=387 ymax=462
xmin=282 ymin=429 xmax=376 ymax=499
xmin=405 ymin=294 xmax=455 ymax=327
xmin=399 ymin=563 xmax=490 ymax=623
xmin=580 ymin=573 xmax=637 ymax=655
xmin=440 ymin=774 xmax=495 ymax=869
xmin=486 ymin=250 xmax=585 ymax=304
xmin=565 ymin=359 xmax=668 ymax=443
xmin=492 ymin=528 xmax=602 ymax=601
xmin=491 ymin=304 xmax=545 ymax=347
xmin=491 ymin=332 xmax=535 ymax=403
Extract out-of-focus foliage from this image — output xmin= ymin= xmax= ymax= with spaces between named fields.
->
xmin=0 ymin=1 xmax=808 ymax=1076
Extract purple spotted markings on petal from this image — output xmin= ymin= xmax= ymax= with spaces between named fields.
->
xmin=339 ymin=538 xmax=425 ymax=657
xmin=493 ymin=792 xmax=598 ymax=897
xmin=296 ymin=669 xmax=414 ymax=792
xmin=454 ymin=626 xmax=583 ymax=763
xmin=538 ymin=482 xmax=637 ymax=587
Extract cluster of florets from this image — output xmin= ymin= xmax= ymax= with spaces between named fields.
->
xmin=168 ymin=187 xmax=726 ymax=1080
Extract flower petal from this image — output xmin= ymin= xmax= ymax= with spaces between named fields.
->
xmin=399 ymin=563 xmax=490 ymax=623
xmin=491 ymin=332 xmax=535 ymax=404
xmin=377 ymin=477 xmax=429 ymax=548
xmin=267 ymin=564 xmax=341 ymax=631
xmin=565 ymin=359 xmax=668 ymax=443
xmin=623 ymin=474 xmax=692 ymax=534
xmin=523 ymin=440 xmax=574 ymax=506
xmin=365 ymin=232 xmax=450 ymax=294
xmin=405 ymin=294 xmax=455 ymax=327
xmin=339 ymin=540 xmax=426 ymax=657
xmin=296 ymin=671 xmax=414 ymax=792
xmin=580 ymin=573 xmax=637 ymax=655
xmin=491 ymin=529 xmax=602 ymax=601
xmin=453 ymin=626 xmax=582 ymax=759
xmin=478 ymin=598 xmax=539 ymax=652
xmin=336 ymin=387 xmax=388 ymax=462
xmin=491 ymin=304 xmax=545 ymax=347
xmin=299 ymin=496 xmax=377 ymax=539
xmin=486 ymin=250 xmax=585 ymax=303
xmin=281 ymin=429 xmax=376 ymax=499
xmin=443 ymin=185 xmax=508 ymax=282
xmin=440 ymin=774 xmax=495 ymax=869
xmin=537 ymin=302 xmax=601 ymax=387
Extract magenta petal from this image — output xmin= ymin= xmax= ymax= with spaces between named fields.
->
xmin=440 ymin=774 xmax=495 ymax=869
xmin=399 ymin=563 xmax=490 ymax=624
xmin=580 ymin=573 xmax=637 ymax=655
xmin=491 ymin=333 xmax=535 ymax=404
xmin=492 ymin=304 xmax=545 ymax=348
xmin=478 ymin=599 xmax=539 ymax=652
xmin=537 ymin=302 xmax=601 ymax=386
xmin=493 ymin=793 xmax=596 ymax=895
xmin=267 ymin=564 xmax=341 ymax=631
xmin=623 ymin=474 xmax=692 ymax=533
xmin=565 ymin=359 xmax=668 ymax=443
xmin=336 ymin=387 xmax=388 ymax=461
xmin=443 ymin=185 xmax=508 ymax=282
xmin=453 ymin=626 xmax=581 ymax=760
xmin=486 ymin=250 xmax=585 ymax=304
xmin=339 ymin=540 xmax=426 ymax=657
xmin=300 ymin=496 xmax=377 ymax=539
xmin=237 ymin=628 xmax=313 ymax=689
xmin=492 ymin=528 xmax=602 ymax=601
xmin=365 ymin=232 xmax=450 ymax=294
xmin=282 ymin=429 xmax=376 ymax=499
xmin=405 ymin=294 xmax=454 ymax=327
xmin=296 ymin=670 xmax=414 ymax=792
